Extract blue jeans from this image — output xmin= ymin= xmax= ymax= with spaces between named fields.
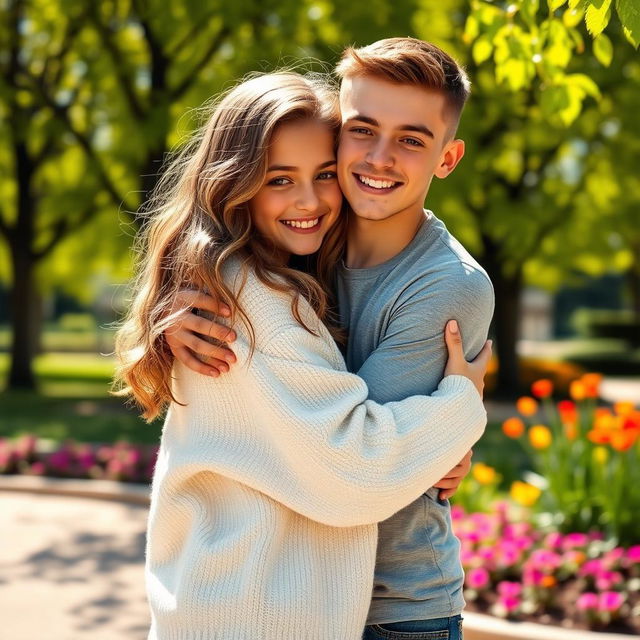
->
xmin=363 ymin=615 xmax=463 ymax=640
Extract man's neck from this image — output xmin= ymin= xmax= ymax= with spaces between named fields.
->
xmin=345 ymin=207 xmax=427 ymax=269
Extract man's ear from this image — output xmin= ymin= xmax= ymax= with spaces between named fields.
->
xmin=434 ymin=139 xmax=465 ymax=179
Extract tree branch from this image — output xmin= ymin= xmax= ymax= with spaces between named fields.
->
xmin=86 ymin=6 xmax=145 ymax=120
xmin=170 ymin=25 xmax=231 ymax=100
xmin=34 ymin=202 xmax=96 ymax=260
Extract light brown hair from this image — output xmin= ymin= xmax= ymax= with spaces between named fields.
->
xmin=336 ymin=37 xmax=471 ymax=135
xmin=113 ymin=72 xmax=346 ymax=421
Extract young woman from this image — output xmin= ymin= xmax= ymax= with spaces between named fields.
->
xmin=114 ymin=72 xmax=490 ymax=640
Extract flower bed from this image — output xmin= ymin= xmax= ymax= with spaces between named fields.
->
xmin=0 ymin=435 xmax=158 ymax=483
xmin=454 ymin=503 xmax=640 ymax=635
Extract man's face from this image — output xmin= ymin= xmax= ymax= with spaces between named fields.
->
xmin=337 ymin=75 xmax=464 ymax=222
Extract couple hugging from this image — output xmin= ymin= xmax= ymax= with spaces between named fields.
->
xmin=115 ymin=36 xmax=495 ymax=640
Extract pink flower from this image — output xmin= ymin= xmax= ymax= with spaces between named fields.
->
xmin=598 ymin=591 xmax=624 ymax=613
xmin=466 ymin=567 xmax=490 ymax=590
xmin=528 ymin=549 xmax=562 ymax=571
xmin=499 ymin=595 xmax=521 ymax=612
xmin=29 ymin=461 xmax=46 ymax=475
xmin=562 ymin=533 xmax=589 ymax=550
xmin=498 ymin=541 xmax=521 ymax=567
xmin=579 ymin=559 xmax=603 ymax=578
xmin=450 ymin=505 xmax=465 ymax=521
xmin=625 ymin=546 xmax=640 ymax=565
xmin=497 ymin=581 xmax=522 ymax=598
xmin=576 ymin=592 xmax=599 ymax=611
xmin=544 ymin=532 xmax=563 ymax=549
xmin=595 ymin=570 xmax=624 ymax=590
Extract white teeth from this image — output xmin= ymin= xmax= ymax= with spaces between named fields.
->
xmin=281 ymin=217 xmax=320 ymax=229
xmin=358 ymin=175 xmax=397 ymax=189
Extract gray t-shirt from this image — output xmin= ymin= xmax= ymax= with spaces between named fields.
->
xmin=336 ymin=210 xmax=494 ymax=624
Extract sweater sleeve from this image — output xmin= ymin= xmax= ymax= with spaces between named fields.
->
xmin=175 ymin=322 xmax=486 ymax=528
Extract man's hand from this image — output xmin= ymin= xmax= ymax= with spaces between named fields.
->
xmin=433 ymin=449 xmax=473 ymax=501
xmin=165 ymin=290 xmax=237 ymax=377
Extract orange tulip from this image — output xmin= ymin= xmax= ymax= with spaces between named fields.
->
xmin=594 ymin=411 xmax=615 ymax=432
xmin=558 ymin=400 xmax=578 ymax=424
xmin=610 ymin=430 xmax=638 ymax=452
xmin=614 ymin=402 xmax=635 ymax=416
xmin=563 ymin=422 xmax=578 ymax=440
xmin=502 ymin=417 xmax=525 ymax=438
xmin=516 ymin=396 xmax=539 ymax=417
xmin=529 ymin=425 xmax=552 ymax=449
xmin=531 ymin=379 xmax=553 ymax=398
xmin=581 ymin=373 xmax=603 ymax=398
xmin=587 ymin=429 xmax=610 ymax=445
xmin=569 ymin=380 xmax=586 ymax=401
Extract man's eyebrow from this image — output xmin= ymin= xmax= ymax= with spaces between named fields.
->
xmin=266 ymin=160 xmax=336 ymax=172
xmin=347 ymin=114 xmax=434 ymax=139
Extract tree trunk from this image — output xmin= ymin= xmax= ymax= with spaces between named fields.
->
xmin=629 ymin=241 xmax=640 ymax=322
xmin=7 ymin=140 xmax=38 ymax=390
xmin=480 ymin=235 xmax=523 ymax=397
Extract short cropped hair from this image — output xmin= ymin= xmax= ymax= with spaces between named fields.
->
xmin=336 ymin=37 xmax=470 ymax=132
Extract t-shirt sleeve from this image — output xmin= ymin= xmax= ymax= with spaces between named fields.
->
xmin=356 ymin=268 xmax=495 ymax=403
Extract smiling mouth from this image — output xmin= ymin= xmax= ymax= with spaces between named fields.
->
xmin=354 ymin=173 xmax=401 ymax=192
xmin=279 ymin=215 xmax=323 ymax=231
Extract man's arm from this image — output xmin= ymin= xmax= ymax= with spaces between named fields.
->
xmin=355 ymin=271 xmax=495 ymax=497
xmin=164 ymin=290 xmax=237 ymax=376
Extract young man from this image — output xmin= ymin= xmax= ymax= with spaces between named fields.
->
xmin=165 ymin=38 xmax=494 ymax=639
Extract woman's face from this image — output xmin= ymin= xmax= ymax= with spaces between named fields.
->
xmin=249 ymin=119 xmax=342 ymax=261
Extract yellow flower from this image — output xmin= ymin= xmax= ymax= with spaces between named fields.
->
xmin=472 ymin=462 xmax=498 ymax=485
xmin=592 ymin=446 xmax=609 ymax=465
xmin=516 ymin=396 xmax=539 ymax=417
xmin=510 ymin=481 xmax=542 ymax=507
xmin=569 ymin=380 xmax=586 ymax=401
xmin=529 ymin=424 xmax=552 ymax=450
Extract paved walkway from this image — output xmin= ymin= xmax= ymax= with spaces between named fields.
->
xmin=0 ymin=490 xmax=150 ymax=640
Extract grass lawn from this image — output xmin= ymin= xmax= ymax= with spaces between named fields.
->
xmin=0 ymin=352 xmax=161 ymax=445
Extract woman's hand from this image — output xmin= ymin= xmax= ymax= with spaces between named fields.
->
xmin=165 ymin=290 xmax=237 ymax=377
xmin=443 ymin=319 xmax=492 ymax=397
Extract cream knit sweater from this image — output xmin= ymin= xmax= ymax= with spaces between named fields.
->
xmin=146 ymin=265 xmax=487 ymax=640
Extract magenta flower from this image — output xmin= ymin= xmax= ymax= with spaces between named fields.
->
xmin=466 ymin=567 xmax=490 ymax=590
xmin=576 ymin=592 xmax=599 ymax=611
xmin=562 ymin=533 xmax=589 ymax=550
xmin=544 ymin=532 xmax=563 ymax=549
xmin=497 ymin=581 xmax=522 ymax=598
xmin=595 ymin=570 xmax=624 ymax=591
xmin=598 ymin=591 xmax=624 ymax=613
xmin=625 ymin=545 xmax=640 ymax=564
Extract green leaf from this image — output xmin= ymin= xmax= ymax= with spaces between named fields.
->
xmin=566 ymin=72 xmax=602 ymax=98
xmin=563 ymin=7 xmax=584 ymax=27
xmin=548 ymin=0 xmax=568 ymax=10
xmin=585 ymin=0 xmax=612 ymax=36
xmin=593 ymin=33 xmax=613 ymax=65
xmin=616 ymin=0 xmax=640 ymax=47
xmin=472 ymin=36 xmax=493 ymax=64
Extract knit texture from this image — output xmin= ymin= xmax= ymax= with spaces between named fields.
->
xmin=146 ymin=264 xmax=487 ymax=640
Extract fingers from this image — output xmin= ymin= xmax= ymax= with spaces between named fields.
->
xmin=444 ymin=319 xmax=465 ymax=365
xmin=167 ymin=329 xmax=236 ymax=364
xmin=174 ymin=289 xmax=231 ymax=318
xmin=433 ymin=477 xmax=461 ymax=489
xmin=177 ymin=312 xmax=236 ymax=344
xmin=173 ymin=347 xmax=223 ymax=377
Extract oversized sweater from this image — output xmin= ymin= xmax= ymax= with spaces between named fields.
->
xmin=145 ymin=264 xmax=487 ymax=640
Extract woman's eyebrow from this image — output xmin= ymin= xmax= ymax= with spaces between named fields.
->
xmin=267 ymin=160 xmax=336 ymax=172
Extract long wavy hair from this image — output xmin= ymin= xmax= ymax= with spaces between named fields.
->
xmin=113 ymin=72 xmax=347 ymax=421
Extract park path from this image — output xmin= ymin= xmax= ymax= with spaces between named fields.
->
xmin=0 ymin=491 xmax=149 ymax=640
